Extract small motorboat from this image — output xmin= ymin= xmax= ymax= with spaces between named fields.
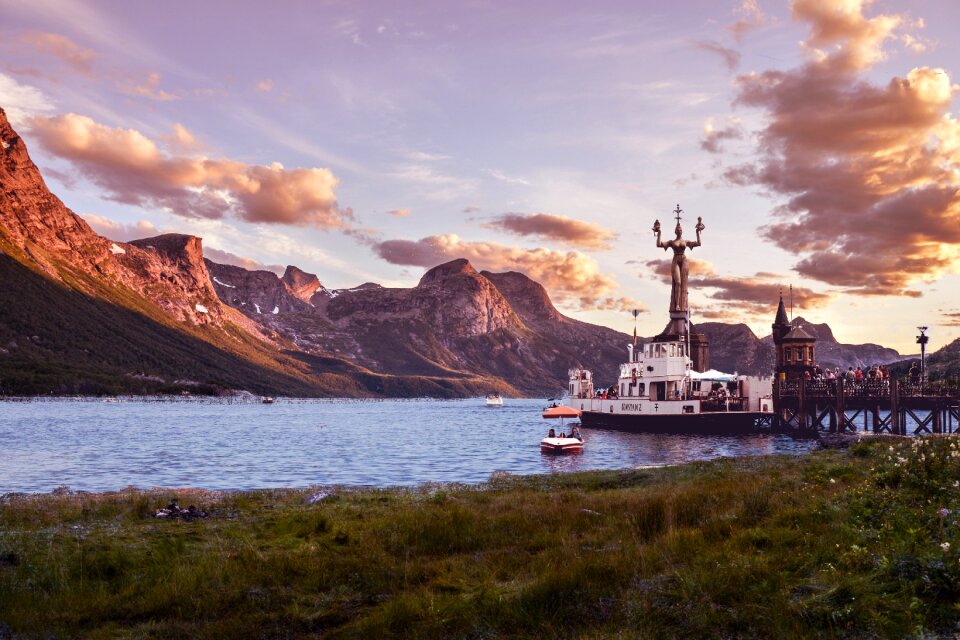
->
xmin=540 ymin=431 xmax=584 ymax=455
xmin=485 ymin=393 xmax=503 ymax=407
xmin=540 ymin=405 xmax=583 ymax=454
xmin=262 ymin=396 xmax=275 ymax=404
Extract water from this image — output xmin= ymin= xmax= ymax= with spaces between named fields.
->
xmin=0 ymin=398 xmax=817 ymax=493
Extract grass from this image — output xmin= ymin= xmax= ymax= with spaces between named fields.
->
xmin=3 ymin=438 xmax=960 ymax=638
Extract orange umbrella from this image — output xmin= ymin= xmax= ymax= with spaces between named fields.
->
xmin=542 ymin=405 xmax=580 ymax=419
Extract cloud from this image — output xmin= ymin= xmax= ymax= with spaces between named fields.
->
xmin=488 ymin=169 xmax=531 ymax=186
xmin=940 ymin=311 xmax=960 ymax=328
xmin=727 ymin=0 xmax=769 ymax=42
xmin=696 ymin=40 xmax=741 ymax=71
xmin=700 ymin=117 xmax=744 ymax=153
xmin=0 ymin=73 xmax=54 ymax=126
xmin=373 ymin=234 xmax=627 ymax=310
xmin=483 ymin=212 xmax=615 ymax=251
xmin=256 ymin=79 xmax=274 ymax=93
xmin=641 ymin=257 xmax=833 ymax=319
xmin=21 ymin=32 xmax=96 ymax=76
xmin=118 ymin=72 xmax=179 ymax=101
xmin=27 ymin=112 xmax=353 ymax=228
xmin=388 ymin=208 xmax=411 ymax=217
xmin=723 ymin=0 xmax=960 ymax=297
xmin=84 ymin=214 xmax=158 ymax=241
xmin=203 ymin=246 xmax=284 ymax=275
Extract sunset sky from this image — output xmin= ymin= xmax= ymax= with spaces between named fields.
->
xmin=1 ymin=0 xmax=958 ymax=354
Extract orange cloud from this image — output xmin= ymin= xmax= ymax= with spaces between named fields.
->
xmin=118 ymin=72 xmax=179 ymax=101
xmin=724 ymin=0 xmax=960 ymax=297
xmin=696 ymin=40 xmax=741 ymax=71
xmin=21 ymin=32 xmax=95 ymax=76
xmin=84 ymin=214 xmax=158 ymax=241
xmin=641 ymin=257 xmax=833 ymax=320
xmin=483 ymin=212 xmax=615 ymax=251
xmin=374 ymin=234 xmax=626 ymax=310
xmin=204 ymin=246 xmax=284 ymax=275
xmin=701 ymin=117 xmax=743 ymax=153
xmin=727 ymin=0 xmax=769 ymax=43
xmin=28 ymin=113 xmax=352 ymax=228
xmin=388 ymin=208 xmax=411 ymax=217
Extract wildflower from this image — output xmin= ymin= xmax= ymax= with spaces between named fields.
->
xmin=829 ymin=478 xmax=836 ymax=484
xmin=939 ymin=508 xmax=951 ymax=518
xmin=942 ymin=542 xmax=951 ymax=552
xmin=953 ymin=481 xmax=959 ymax=488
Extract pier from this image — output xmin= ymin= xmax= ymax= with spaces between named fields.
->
xmin=773 ymin=379 xmax=960 ymax=435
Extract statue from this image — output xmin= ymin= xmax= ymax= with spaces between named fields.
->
xmin=653 ymin=205 xmax=703 ymax=313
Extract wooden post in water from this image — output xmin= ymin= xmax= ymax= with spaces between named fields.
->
xmin=798 ymin=379 xmax=807 ymax=431
xmin=891 ymin=381 xmax=900 ymax=435
xmin=934 ymin=403 xmax=942 ymax=434
xmin=836 ymin=378 xmax=845 ymax=433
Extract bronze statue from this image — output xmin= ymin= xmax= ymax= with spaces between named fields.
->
xmin=653 ymin=205 xmax=703 ymax=312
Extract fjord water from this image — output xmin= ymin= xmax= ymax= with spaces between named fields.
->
xmin=0 ymin=398 xmax=817 ymax=493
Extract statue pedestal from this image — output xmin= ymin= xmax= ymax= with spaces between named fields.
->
xmin=658 ymin=310 xmax=690 ymax=338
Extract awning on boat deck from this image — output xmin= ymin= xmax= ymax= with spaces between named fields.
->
xmin=689 ymin=369 xmax=737 ymax=381
xmin=542 ymin=405 xmax=581 ymax=419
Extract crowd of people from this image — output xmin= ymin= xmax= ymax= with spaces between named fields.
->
xmin=803 ymin=364 xmax=893 ymax=383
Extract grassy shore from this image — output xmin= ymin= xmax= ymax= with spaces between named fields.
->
xmin=2 ymin=438 xmax=960 ymax=638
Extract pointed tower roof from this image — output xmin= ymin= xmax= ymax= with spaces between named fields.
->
xmin=774 ymin=293 xmax=790 ymax=327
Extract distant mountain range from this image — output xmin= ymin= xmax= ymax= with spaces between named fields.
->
xmin=0 ymin=106 xmax=928 ymax=396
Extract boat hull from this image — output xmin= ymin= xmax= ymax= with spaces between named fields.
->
xmin=579 ymin=410 xmax=765 ymax=434
xmin=540 ymin=437 xmax=584 ymax=454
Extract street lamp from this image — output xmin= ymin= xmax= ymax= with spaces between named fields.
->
xmin=916 ymin=326 xmax=929 ymax=382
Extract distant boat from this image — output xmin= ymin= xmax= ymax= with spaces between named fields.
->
xmin=484 ymin=393 xmax=503 ymax=407
xmin=262 ymin=396 xmax=275 ymax=404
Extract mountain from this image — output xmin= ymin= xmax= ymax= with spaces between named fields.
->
xmin=693 ymin=316 xmax=902 ymax=376
xmin=207 ymin=257 xmax=630 ymax=395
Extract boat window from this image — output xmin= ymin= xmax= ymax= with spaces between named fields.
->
xmin=669 ymin=344 xmax=675 ymax=357
xmin=620 ymin=384 xmax=625 ymax=397
xmin=692 ymin=381 xmax=701 ymax=392
xmin=637 ymin=383 xmax=645 ymax=396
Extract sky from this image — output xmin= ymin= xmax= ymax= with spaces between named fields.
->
xmin=1 ymin=0 xmax=958 ymax=354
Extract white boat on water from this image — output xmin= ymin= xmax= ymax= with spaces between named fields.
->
xmin=484 ymin=393 xmax=503 ymax=407
xmin=540 ymin=425 xmax=584 ymax=454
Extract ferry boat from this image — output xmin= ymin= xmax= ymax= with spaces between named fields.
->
xmin=567 ymin=342 xmax=771 ymax=434
xmin=564 ymin=204 xmax=773 ymax=434
xmin=485 ymin=393 xmax=503 ymax=407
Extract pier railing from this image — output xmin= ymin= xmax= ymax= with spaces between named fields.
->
xmin=773 ymin=378 xmax=960 ymax=435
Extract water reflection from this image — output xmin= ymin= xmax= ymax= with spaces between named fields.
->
xmin=0 ymin=398 xmax=817 ymax=493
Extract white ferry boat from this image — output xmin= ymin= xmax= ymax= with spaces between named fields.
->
xmin=565 ymin=204 xmax=772 ymax=434
xmin=567 ymin=342 xmax=771 ymax=434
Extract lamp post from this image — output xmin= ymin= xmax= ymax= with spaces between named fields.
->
xmin=916 ymin=326 xmax=929 ymax=382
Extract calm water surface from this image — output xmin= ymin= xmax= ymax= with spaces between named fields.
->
xmin=0 ymin=398 xmax=818 ymax=493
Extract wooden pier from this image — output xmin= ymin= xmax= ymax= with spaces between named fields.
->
xmin=773 ymin=379 xmax=960 ymax=435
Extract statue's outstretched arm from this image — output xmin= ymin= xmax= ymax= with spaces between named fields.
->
xmin=689 ymin=216 xmax=705 ymax=249
xmin=652 ymin=219 xmax=665 ymax=249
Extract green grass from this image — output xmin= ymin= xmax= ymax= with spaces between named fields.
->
xmin=4 ymin=439 xmax=960 ymax=637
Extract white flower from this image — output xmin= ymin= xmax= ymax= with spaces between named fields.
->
xmin=829 ymin=478 xmax=836 ymax=484
xmin=942 ymin=542 xmax=951 ymax=552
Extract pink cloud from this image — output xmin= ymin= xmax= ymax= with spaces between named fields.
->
xmin=21 ymin=32 xmax=95 ymax=76
xmin=483 ymin=212 xmax=615 ymax=250
xmin=84 ymin=214 xmax=158 ymax=241
xmin=27 ymin=113 xmax=353 ymax=228
xmin=724 ymin=0 xmax=960 ymax=296
xmin=203 ymin=246 xmax=284 ymax=275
